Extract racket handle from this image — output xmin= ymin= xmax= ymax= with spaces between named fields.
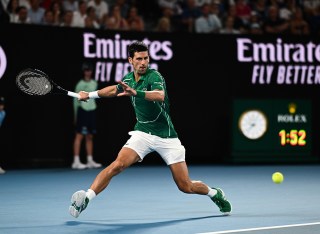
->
xmin=67 ymin=91 xmax=80 ymax=98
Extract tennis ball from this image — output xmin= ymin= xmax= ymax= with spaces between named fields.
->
xmin=272 ymin=172 xmax=284 ymax=184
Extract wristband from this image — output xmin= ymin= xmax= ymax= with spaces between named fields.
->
xmin=136 ymin=90 xmax=146 ymax=98
xmin=88 ymin=91 xmax=100 ymax=99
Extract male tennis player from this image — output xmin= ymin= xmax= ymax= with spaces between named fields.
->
xmin=69 ymin=41 xmax=232 ymax=218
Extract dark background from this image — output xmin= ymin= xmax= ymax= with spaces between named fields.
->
xmin=0 ymin=24 xmax=319 ymax=168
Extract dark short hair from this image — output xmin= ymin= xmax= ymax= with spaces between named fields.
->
xmin=127 ymin=41 xmax=148 ymax=58
xmin=82 ymin=62 xmax=93 ymax=71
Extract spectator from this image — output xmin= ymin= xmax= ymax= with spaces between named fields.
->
xmin=111 ymin=0 xmax=130 ymax=18
xmin=251 ymin=0 xmax=267 ymax=21
xmin=60 ymin=9 xmax=73 ymax=26
xmin=72 ymin=0 xmax=87 ymax=27
xmin=42 ymin=8 xmax=56 ymax=25
xmin=87 ymin=0 xmax=109 ymax=24
xmin=14 ymin=6 xmax=31 ymax=23
xmin=224 ymin=4 xmax=247 ymax=33
xmin=127 ymin=6 xmax=145 ymax=31
xmin=179 ymin=0 xmax=202 ymax=32
xmin=28 ymin=0 xmax=45 ymax=24
xmin=195 ymin=3 xmax=221 ymax=33
xmin=220 ymin=15 xmax=241 ymax=33
xmin=50 ymin=0 xmax=63 ymax=26
xmin=234 ymin=0 xmax=251 ymax=25
xmin=102 ymin=4 xmax=128 ymax=30
xmin=290 ymin=7 xmax=309 ymax=35
xmin=6 ymin=0 xmax=19 ymax=23
xmin=263 ymin=5 xmax=289 ymax=34
xmin=72 ymin=63 xmax=102 ymax=170
xmin=0 ymin=96 xmax=6 ymax=174
xmin=154 ymin=16 xmax=172 ymax=32
xmin=84 ymin=6 xmax=100 ymax=29
xmin=62 ymin=0 xmax=78 ymax=12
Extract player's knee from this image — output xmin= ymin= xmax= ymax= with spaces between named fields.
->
xmin=110 ymin=160 xmax=126 ymax=174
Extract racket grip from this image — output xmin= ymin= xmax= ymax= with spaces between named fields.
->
xmin=67 ymin=91 xmax=80 ymax=98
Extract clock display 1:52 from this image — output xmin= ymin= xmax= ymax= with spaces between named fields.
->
xmin=279 ymin=129 xmax=306 ymax=146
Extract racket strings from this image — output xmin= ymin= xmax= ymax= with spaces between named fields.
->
xmin=16 ymin=69 xmax=53 ymax=96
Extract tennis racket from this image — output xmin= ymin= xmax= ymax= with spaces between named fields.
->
xmin=16 ymin=68 xmax=80 ymax=98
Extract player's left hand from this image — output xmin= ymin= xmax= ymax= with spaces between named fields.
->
xmin=117 ymin=81 xmax=137 ymax=97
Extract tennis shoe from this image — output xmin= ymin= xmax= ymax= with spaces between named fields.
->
xmin=71 ymin=161 xmax=87 ymax=170
xmin=211 ymin=188 xmax=232 ymax=215
xmin=69 ymin=190 xmax=89 ymax=218
xmin=87 ymin=160 xmax=102 ymax=169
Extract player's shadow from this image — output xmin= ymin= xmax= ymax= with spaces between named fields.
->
xmin=65 ymin=214 xmax=226 ymax=233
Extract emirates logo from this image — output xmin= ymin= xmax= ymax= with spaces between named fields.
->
xmin=0 ymin=46 xmax=7 ymax=80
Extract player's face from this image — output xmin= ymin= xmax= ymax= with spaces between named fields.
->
xmin=130 ymin=51 xmax=149 ymax=75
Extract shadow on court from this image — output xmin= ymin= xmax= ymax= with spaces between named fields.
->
xmin=65 ymin=215 xmax=224 ymax=233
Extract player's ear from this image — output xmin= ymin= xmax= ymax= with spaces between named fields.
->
xmin=128 ymin=57 xmax=133 ymax=64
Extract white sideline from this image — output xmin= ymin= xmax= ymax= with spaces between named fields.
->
xmin=197 ymin=221 xmax=320 ymax=234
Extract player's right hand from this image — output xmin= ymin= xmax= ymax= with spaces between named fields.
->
xmin=78 ymin=91 xmax=89 ymax=101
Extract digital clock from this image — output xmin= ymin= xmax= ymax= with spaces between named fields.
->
xmin=279 ymin=129 xmax=306 ymax=146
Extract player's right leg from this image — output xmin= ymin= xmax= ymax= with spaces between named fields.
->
xmin=69 ymin=147 xmax=141 ymax=218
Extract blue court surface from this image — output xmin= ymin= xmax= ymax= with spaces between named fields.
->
xmin=0 ymin=165 xmax=319 ymax=234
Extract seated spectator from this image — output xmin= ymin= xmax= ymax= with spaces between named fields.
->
xmin=195 ymin=3 xmax=221 ymax=33
xmin=87 ymin=0 xmax=109 ymax=24
xmin=220 ymin=15 xmax=241 ymax=34
xmin=154 ymin=16 xmax=172 ymax=32
xmin=62 ymin=0 xmax=78 ymax=12
xmin=102 ymin=5 xmax=128 ymax=30
xmin=290 ymin=7 xmax=309 ymax=35
xmin=14 ymin=5 xmax=31 ymax=23
xmin=72 ymin=0 xmax=87 ymax=27
xmin=251 ymin=0 xmax=267 ymax=22
xmin=6 ymin=0 xmax=19 ymax=23
xmin=127 ymin=6 xmax=145 ymax=31
xmin=84 ymin=6 xmax=100 ymax=29
xmin=49 ymin=1 xmax=63 ymax=26
xmin=28 ymin=0 xmax=45 ymax=24
xmin=263 ymin=5 xmax=289 ymax=34
xmin=179 ymin=0 xmax=202 ymax=32
xmin=60 ymin=9 xmax=73 ymax=26
xmin=42 ymin=9 xmax=57 ymax=25
xmin=234 ymin=0 xmax=251 ymax=25
xmin=224 ymin=4 xmax=247 ymax=33
xmin=111 ymin=0 xmax=130 ymax=19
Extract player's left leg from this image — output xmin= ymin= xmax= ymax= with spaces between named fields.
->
xmin=169 ymin=161 xmax=232 ymax=215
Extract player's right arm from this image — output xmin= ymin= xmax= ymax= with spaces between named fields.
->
xmin=78 ymin=85 xmax=119 ymax=101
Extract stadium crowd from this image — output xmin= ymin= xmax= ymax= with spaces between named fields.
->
xmin=0 ymin=0 xmax=319 ymax=35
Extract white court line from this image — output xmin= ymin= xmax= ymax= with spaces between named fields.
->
xmin=197 ymin=222 xmax=320 ymax=234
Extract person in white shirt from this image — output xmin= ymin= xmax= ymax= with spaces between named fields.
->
xmin=87 ymin=0 xmax=108 ymax=24
xmin=195 ymin=3 xmax=221 ymax=33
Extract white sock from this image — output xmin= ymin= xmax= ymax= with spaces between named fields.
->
xmin=86 ymin=189 xmax=96 ymax=200
xmin=74 ymin=156 xmax=80 ymax=163
xmin=207 ymin=187 xmax=217 ymax=198
xmin=87 ymin=155 xmax=93 ymax=162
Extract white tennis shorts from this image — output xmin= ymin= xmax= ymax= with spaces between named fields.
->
xmin=123 ymin=130 xmax=186 ymax=165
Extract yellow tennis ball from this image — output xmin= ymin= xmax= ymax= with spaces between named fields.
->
xmin=272 ymin=172 xmax=284 ymax=184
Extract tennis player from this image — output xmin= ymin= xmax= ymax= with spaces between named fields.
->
xmin=69 ymin=41 xmax=232 ymax=218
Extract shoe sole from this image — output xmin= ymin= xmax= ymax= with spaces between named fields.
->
xmin=69 ymin=190 xmax=86 ymax=218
